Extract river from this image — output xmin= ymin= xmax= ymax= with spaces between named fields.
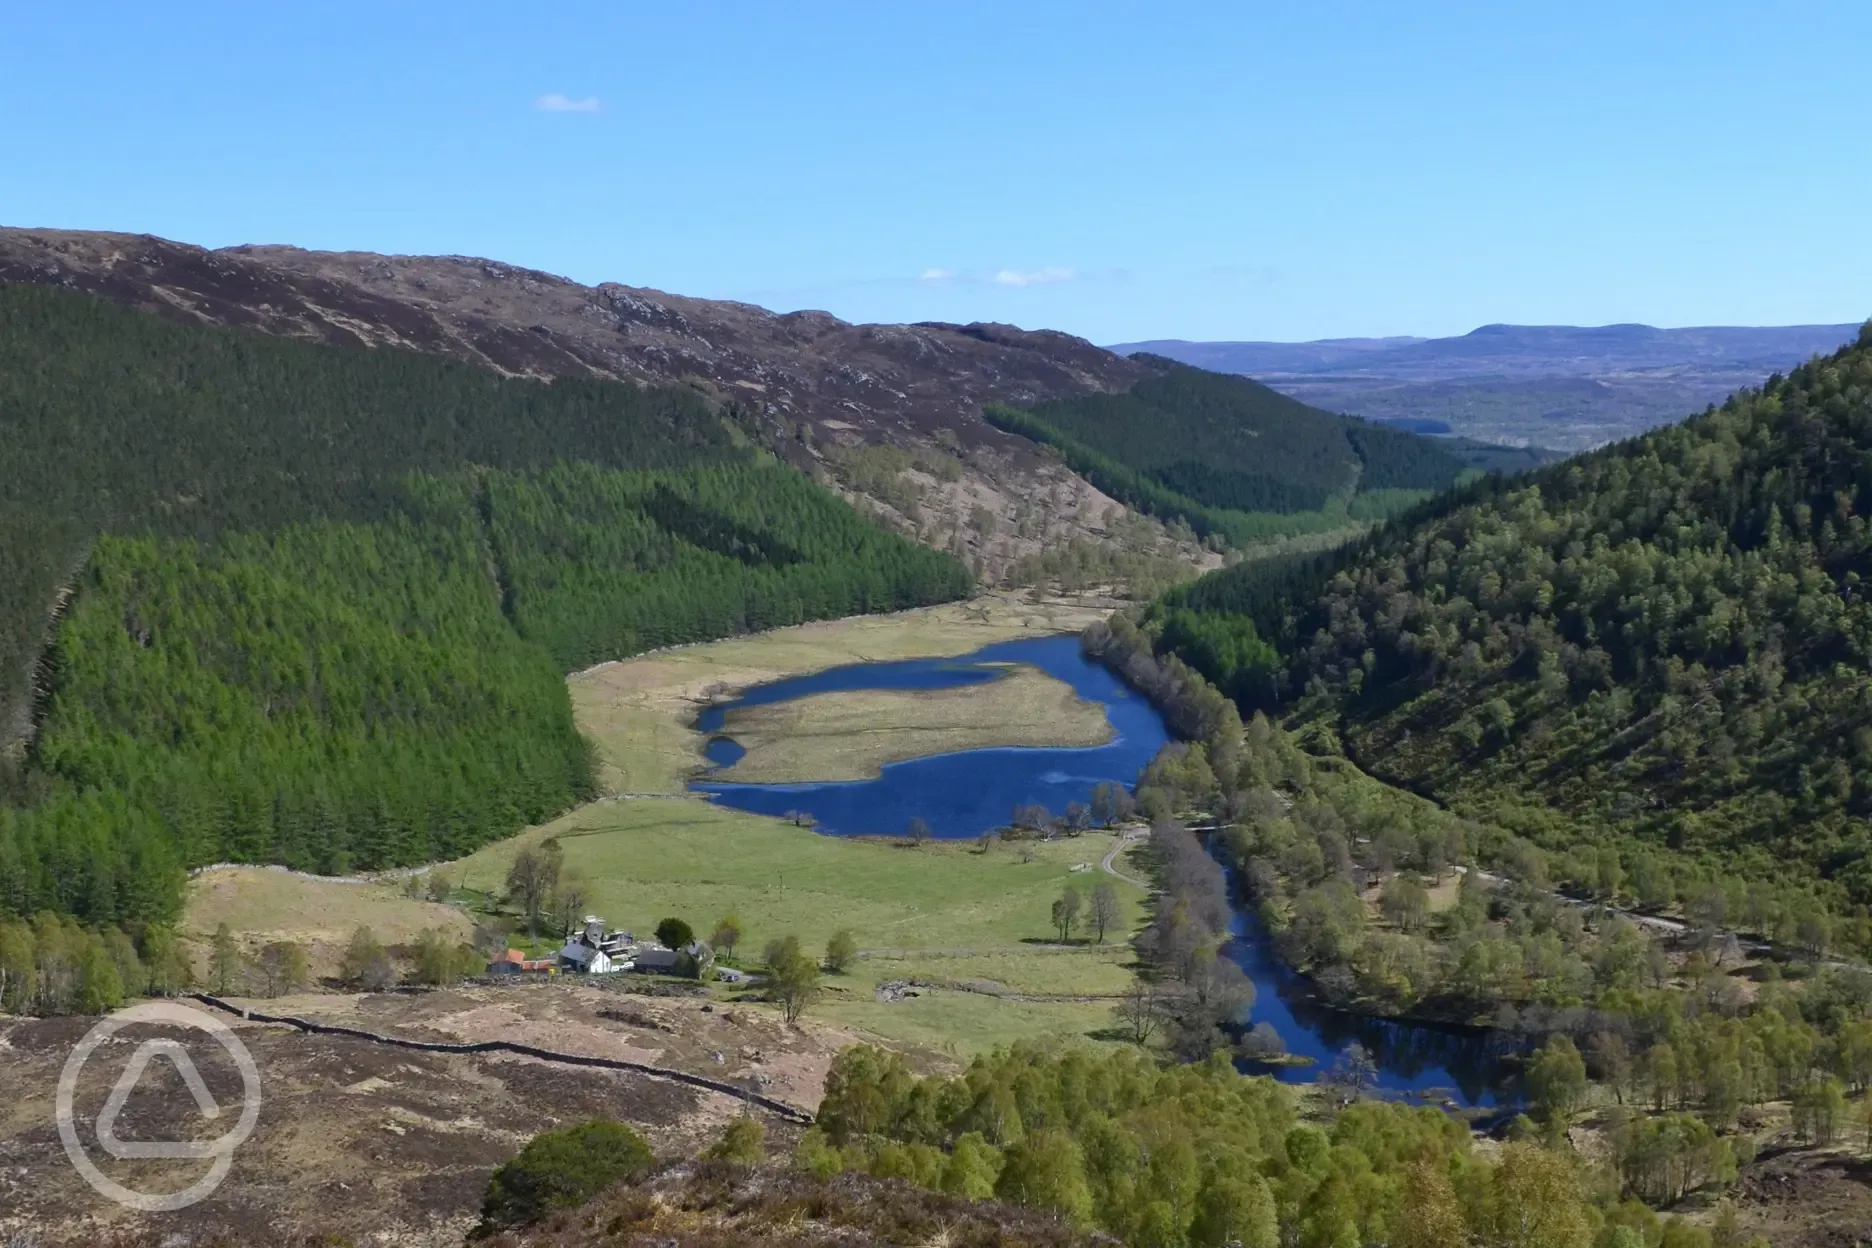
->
xmin=691 ymin=634 xmax=1517 ymax=1108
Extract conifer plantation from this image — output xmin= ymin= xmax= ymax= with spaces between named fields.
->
xmin=983 ymin=363 xmax=1532 ymax=546
xmin=0 ymin=284 xmax=970 ymax=923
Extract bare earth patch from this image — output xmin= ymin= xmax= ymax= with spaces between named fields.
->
xmin=712 ymin=664 xmax=1112 ymax=783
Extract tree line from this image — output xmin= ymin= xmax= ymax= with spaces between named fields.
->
xmin=0 ymin=280 xmax=746 ymax=747
xmin=791 ymin=1040 xmax=1742 ymax=1247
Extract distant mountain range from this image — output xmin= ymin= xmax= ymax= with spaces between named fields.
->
xmin=1110 ymin=322 xmax=1864 ymax=450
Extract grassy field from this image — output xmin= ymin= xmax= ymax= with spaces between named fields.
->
xmin=183 ymin=868 xmax=474 ymax=977
xmin=714 ymin=665 xmax=1111 ymax=783
xmin=440 ymin=797 xmax=1150 ymax=1051
xmin=569 ymin=593 xmax=1110 ymax=794
xmin=446 ymin=799 xmax=1145 ymax=959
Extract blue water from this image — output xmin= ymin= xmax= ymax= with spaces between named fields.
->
xmin=693 ymin=636 xmax=1171 ymax=839
xmin=690 ymin=634 xmax=1515 ymax=1107
xmin=1225 ymin=902 xmax=1517 ymax=1109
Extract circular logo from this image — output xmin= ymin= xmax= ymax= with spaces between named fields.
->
xmin=56 ymin=1001 xmax=263 ymax=1212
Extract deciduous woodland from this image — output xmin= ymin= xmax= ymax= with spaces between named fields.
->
xmin=0 ymin=284 xmax=969 ymax=923
xmin=796 ymin=1043 xmax=1626 ymax=1248
xmin=1142 ymin=326 xmax=1872 ymax=915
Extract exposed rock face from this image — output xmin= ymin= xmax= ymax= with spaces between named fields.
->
xmin=0 ymin=228 xmax=1169 ymax=578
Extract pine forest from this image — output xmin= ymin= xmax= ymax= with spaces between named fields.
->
xmin=0 ymin=283 xmax=971 ymax=923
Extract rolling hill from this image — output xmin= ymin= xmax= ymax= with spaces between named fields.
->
xmin=0 ymin=227 xmax=1162 ymax=581
xmin=1115 ymin=322 xmax=1863 ymax=451
xmin=1152 ymin=323 xmax=1872 ymax=904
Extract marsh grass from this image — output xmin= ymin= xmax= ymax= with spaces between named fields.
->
xmin=713 ymin=665 xmax=1112 ymax=783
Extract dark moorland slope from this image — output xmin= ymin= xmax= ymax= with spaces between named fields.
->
xmin=0 ymin=227 xmax=1161 ymax=576
xmin=0 ymin=284 xmax=967 ymax=924
xmin=1153 ymin=324 xmax=1872 ymax=900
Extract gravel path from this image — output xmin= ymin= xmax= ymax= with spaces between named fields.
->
xmin=1101 ymin=828 xmax=1151 ymax=890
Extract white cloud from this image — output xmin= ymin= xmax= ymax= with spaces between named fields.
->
xmin=993 ymin=266 xmax=1077 ymax=288
xmin=919 ymin=267 xmax=958 ymax=282
xmin=535 ymin=93 xmax=601 ymax=113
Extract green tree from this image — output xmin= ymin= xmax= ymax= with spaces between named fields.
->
xmin=101 ymin=927 xmax=147 ymax=999
xmin=75 ymin=935 xmax=125 ymax=1013
xmin=208 ymin=923 xmax=244 ymax=995
xmin=655 ymin=917 xmax=695 ymax=951
xmin=1793 ymin=1079 xmax=1847 ymax=1145
xmin=257 ymin=940 xmax=309 ymax=997
xmin=995 ymin=1127 xmax=1093 ymax=1226
xmin=1528 ymin=1034 xmax=1589 ymax=1125
xmin=1391 ymin=1158 xmax=1467 ymax=1248
xmin=139 ymin=926 xmax=193 ymax=997
xmin=766 ymin=936 xmax=821 ymax=1023
xmin=0 ymin=921 xmax=37 ymax=1013
xmin=708 ymin=912 xmax=743 ymax=958
xmin=1483 ymin=1142 xmax=1593 ymax=1248
xmin=1190 ymin=1173 xmax=1278 ymax=1248
xmin=477 ymin=1120 xmax=654 ymax=1234
xmin=413 ymin=927 xmax=474 ymax=987
xmin=793 ymin=1127 xmax=842 ymax=1178
xmin=824 ymin=928 xmax=858 ymax=973
xmin=1052 ymin=883 xmax=1083 ymax=943
xmin=941 ymin=1131 xmax=1002 ymax=1200
xmin=702 ymin=1116 xmax=765 ymax=1164
xmin=1280 ymin=879 xmax=1366 ymax=968
xmin=340 ymin=925 xmax=395 ymax=991
xmin=1379 ymin=873 xmax=1430 ymax=932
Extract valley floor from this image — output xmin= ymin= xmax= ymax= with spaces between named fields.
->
xmin=180 ymin=592 xmax=1150 ymax=1057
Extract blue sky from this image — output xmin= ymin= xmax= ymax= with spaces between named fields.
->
xmin=3 ymin=2 xmax=1868 ymax=343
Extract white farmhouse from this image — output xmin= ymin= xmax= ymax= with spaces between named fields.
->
xmin=557 ymin=915 xmax=634 ymax=974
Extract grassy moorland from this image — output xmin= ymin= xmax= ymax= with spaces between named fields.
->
xmin=713 ymin=665 xmax=1111 ymax=783
xmin=182 ymin=868 xmax=474 ymax=979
